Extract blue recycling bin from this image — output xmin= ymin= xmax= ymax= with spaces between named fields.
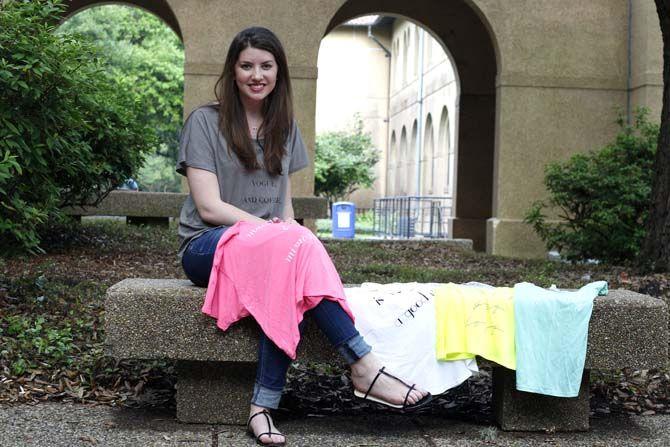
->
xmin=332 ymin=201 xmax=356 ymax=239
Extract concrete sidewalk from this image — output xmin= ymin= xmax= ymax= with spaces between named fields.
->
xmin=1 ymin=402 xmax=669 ymax=447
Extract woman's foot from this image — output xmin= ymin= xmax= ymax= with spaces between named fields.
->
xmin=247 ymin=404 xmax=285 ymax=446
xmin=350 ymin=353 xmax=430 ymax=408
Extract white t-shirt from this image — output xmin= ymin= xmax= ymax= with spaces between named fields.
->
xmin=345 ymin=282 xmax=478 ymax=395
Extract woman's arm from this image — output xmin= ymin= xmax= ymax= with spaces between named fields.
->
xmin=281 ymin=176 xmax=295 ymax=221
xmin=187 ymin=167 xmax=265 ymax=226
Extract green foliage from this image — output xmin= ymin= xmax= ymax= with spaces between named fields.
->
xmin=0 ymin=267 xmax=176 ymax=405
xmin=0 ymin=0 xmax=157 ymax=253
xmin=0 ymin=151 xmax=46 ymax=250
xmin=0 ymin=273 xmax=91 ymax=373
xmin=525 ymin=109 xmax=658 ymax=263
xmin=137 ymin=152 xmax=182 ymax=192
xmin=2 ymin=315 xmax=74 ymax=375
xmin=315 ymin=116 xmax=380 ymax=204
xmin=59 ymin=4 xmax=184 ymax=191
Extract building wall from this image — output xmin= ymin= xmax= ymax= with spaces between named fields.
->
xmin=387 ymin=20 xmax=457 ymax=201
xmin=630 ymin=0 xmax=663 ymax=120
xmin=61 ymin=0 xmax=664 ymax=257
xmin=316 ymin=19 xmax=458 ymax=210
xmin=315 ymin=25 xmax=391 ymax=208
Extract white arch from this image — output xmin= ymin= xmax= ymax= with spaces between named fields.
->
xmin=422 ymin=114 xmax=434 ymax=195
xmin=388 ymin=131 xmax=397 ymax=196
xmin=413 ymin=25 xmax=420 ymax=79
xmin=61 ymin=0 xmax=183 ymax=41
xmin=402 ymin=30 xmax=409 ymax=86
xmin=409 ymin=120 xmax=418 ymax=195
xmin=438 ymin=106 xmax=451 ymax=195
xmin=399 ymin=126 xmax=408 ymax=195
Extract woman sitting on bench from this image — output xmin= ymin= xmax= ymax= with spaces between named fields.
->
xmin=176 ymin=26 xmax=431 ymax=446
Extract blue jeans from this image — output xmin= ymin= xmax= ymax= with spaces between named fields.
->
xmin=181 ymin=226 xmax=372 ymax=409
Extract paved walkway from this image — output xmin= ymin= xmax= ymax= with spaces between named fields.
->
xmin=2 ymin=403 xmax=670 ymax=446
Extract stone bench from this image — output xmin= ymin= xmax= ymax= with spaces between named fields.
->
xmin=104 ymin=279 xmax=668 ymax=431
xmin=64 ymin=190 xmax=327 ymax=225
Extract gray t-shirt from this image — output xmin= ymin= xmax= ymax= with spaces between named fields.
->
xmin=175 ymin=105 xmax=309 ymax=257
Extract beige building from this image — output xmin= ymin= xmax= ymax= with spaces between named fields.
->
xmin=315 ymin=21 xmax=392 ymax=207
xmin=316 ymin=18 xmax=458 ymax=213
xmin=61 ymin=0 xmax=664 ymax=257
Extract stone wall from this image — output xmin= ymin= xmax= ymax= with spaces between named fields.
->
xmin=60 ymin=0 xmax=664 ymax=257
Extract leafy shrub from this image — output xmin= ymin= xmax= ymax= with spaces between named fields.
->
xmin=2 ymin=315 xmax=74 ymax=375
xmin=59 ymin=4 xmax=184 ymax=161
xmin=525 ymin=109 xmax=658 ymax=263
xmin=58 ymin=5 xmax=184 ymax=189
xmin=315 ymin=116 xmax=380 ymax=204
xmin=0 ymin=0 xmax=156 ymax=253
xmin=0 ymin=151 xmax=46 ymax=250
xmin=137 ymin=152 xmax=182 ymax=192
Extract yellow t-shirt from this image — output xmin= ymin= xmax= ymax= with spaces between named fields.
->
xmin=435 ymin=283 xmax=515 ymax=370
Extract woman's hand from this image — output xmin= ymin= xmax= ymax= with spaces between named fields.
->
xmin=268 ymin=217 xmax=298 ymax=225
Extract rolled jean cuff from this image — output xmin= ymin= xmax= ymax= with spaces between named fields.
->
xmin=251 ymin=382 xmax=283 ymax=409
xmin=336 ymin=334 xmax=372 ymax=364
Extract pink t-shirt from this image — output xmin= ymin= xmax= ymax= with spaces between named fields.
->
xmin=202 ymin=221 xmax=354 ymax=359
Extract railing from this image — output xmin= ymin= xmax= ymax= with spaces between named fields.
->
xmin=373 ymin=196 xmax=453 ymax=239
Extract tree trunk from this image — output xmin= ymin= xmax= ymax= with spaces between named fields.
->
xmin=640 ymin=0 xmax=670 ymax=272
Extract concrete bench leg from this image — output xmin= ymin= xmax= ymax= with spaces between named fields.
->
xmin=492 ymin=367 xmax=590 ymax=432
xmin=176 ymin=361 xmax=256 ymax=425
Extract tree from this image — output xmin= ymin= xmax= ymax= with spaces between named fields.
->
xmin=59 ymin=6 xmax=184 ymax=161
xmin=314 ymin=117 xmax=380 ymax=205
xmin=525 ymin=110 xmax=657 ymax=264
xmin=639 ymin=0 xmax=670 ymax=272
xmin=0 ymin=0 xmax=156 ymax=252
xmin=58 ymin=5 xmax=184 ymax=193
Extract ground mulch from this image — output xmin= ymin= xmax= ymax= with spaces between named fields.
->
xmin=2 ymin=221 xmax=670 ymax=420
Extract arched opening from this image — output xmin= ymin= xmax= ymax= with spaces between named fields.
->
xmin=325 ymin=0 xmax=498 ymax=250
xmin=317 ymin=14 xmax=458 ymax=207
xmin=413 ymin=26 xmax=420 ymax=79
xmin=399 ymin=126 xmax=408 ymax=195
xmin=392 ymin=39 xmax=398 ymax=91
xmin=402 ymin=30 xmax=409 ymax=86
xmin=388 ymin=131 xmax=397 ymax=196
xmin=61 ymin=0 xmax=182 ymax=40
xmin=438 ymin=106 xmax=451 ymax=195
xmin=409 ymin=120 xmax=418 ymax=195
xmin=422 ymin=114 xmax=434 ymax=195
xmin=426 ymin=36 xmax=434 ymax=67
xmin=59 ymin=2 xmax=184 ymax=192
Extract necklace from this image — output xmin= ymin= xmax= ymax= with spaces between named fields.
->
xmin=249 ymin=121 xmax=261 ymax=139
xmin=248 ymin=115 xmax=262 ymax=138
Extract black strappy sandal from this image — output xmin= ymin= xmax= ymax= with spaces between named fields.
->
xmin=353 ymin=366 xmax=433 ymax=412
xmin=246 ymin=409 xmax=286 ymax=446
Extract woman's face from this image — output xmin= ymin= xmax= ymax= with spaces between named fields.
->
xmin=234 ymin=46 xmax=278 ymax=107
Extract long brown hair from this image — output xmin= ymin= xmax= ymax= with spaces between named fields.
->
xmin=214 ymin=27 xmax=293 ymax=176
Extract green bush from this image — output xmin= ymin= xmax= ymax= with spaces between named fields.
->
xmin=0 ymin=0 xmax=156 ymax=253
xmin=315 ymin=116 xmax=380 ymax=205
xmin=525 ymin=109 xmax=658 ymax=263
xmin=2 ymin=315 xmax=74 ymax=375
xmin=59 ymin=4 xmax=184 ymax=162
xmin=0 ymin=150 xmax=46 ymax=250
xmin=137 ymin=152 xmax=182 ymax=192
